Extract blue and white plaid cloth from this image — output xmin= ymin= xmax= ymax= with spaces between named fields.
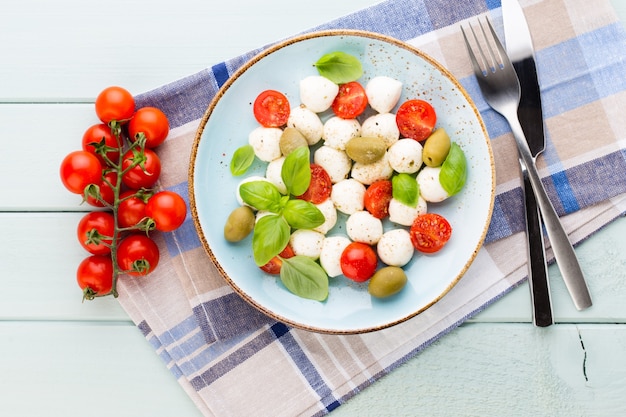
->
xmin=117 ymin=0 xmax=626 ymax=415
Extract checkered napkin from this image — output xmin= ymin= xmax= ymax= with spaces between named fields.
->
xmin=116 ymin=0 xmax=626 ymax=415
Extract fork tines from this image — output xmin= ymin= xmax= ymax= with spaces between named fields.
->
xmin=461 ymin=17 xmax=508 ymax=76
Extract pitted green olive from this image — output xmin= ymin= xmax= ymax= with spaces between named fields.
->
xmin=367 ymin=266 xmax=407 ymax=298
xmin=422 ymin=127 xmax=451 ymax=167
xmin=224 ymin=206 xmax=255 ymax=242
xmin=279 ymin=127 xmax=308 ymax=156
xmin=345 ymin=136 xmax=387 ymax=164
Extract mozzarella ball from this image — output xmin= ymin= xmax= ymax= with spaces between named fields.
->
xmin=346 ymin=211 xmax=383 ymax=245
xmin=248 ymin=126 xmax=282 ymax=162
xmin=377 ymin=229 xmax=414 ymax=267
xmin=417 ymin=166 xmax=450 ymax=202
xmin=236 ymin=176 xmax=271 ymax=206
xmin=313 ymin=199 xmax=338 ymax=234
xmin=299 ymin=75 xmax=339 ymax=113
xmin=313 ymin=145 xmax=352 ymax=183
xmin=265 ymin=156 xmax=287 ymax=194
xmin=331 ymin=179 xmax=366 ymax=214
xmin=322 ymin=117 xmax=361 ymax=150
xmin=388 ymin=196 xmax=427 ymax=226
xmin=388 ymin=138 xmax=423 ymax=174
xmin=287 ymin=106 xmax=324 ymax=145
xmin=361 ymin=113 xmax=400 ymax=148
xmin=319 ymin=236 xmax=352 ymax=277
xmin=289 ymin=229 xmax=325 ymax=260
xmin=350 ymin=152 xmax=394 ymax=185
xmin=365 ymin=76 xmax=403 ymax=113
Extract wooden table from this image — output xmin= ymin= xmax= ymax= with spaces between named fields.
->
xmin=2 ymin=1 xmax=625 ymax=415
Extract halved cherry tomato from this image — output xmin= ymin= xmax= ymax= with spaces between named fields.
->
xmin=77 ymin=255 xmax=114 ymax=298
xmin=145 ymin=191 xmax=187 ymax=232
xmin=260 ymin=244 xmax=295 ymax=275
xmin=364 ymin=180 xmax=393 ymax=219
xmin=409 ymin=213 xmax=452 ymax=254
xmin=396 ymin=99 xmax=437 ymax=141
xmin=81 ymin=123 xmax=120 ymax=165
xmin=77 ymin=211 xmax=115 ymax=255
xmin=86 ymin=171 xmax=117 ymax=208
xmin=60 ymin=150 xmax=103 ymax=194
xmin=331 ymin=81 xmax=368 ymax=119
xmin=253 ymin=90 xmax=290 ymax=128
xmin=121 ymin=148 xmax=162 ymax=189
xmin=117 ymin=234 xmax=160 ymax=277
xmin=118 ymin=190 xmax=148 ymax=228
xmin=95 ymin=86 xmax=135 ymax=124
xmin=340 ymin=242 xmax=378 ymax=282
xmin=128 ymin=107 xmax=170 ymax=149
xmin=297 ymin=164 xmax=332 ymax=204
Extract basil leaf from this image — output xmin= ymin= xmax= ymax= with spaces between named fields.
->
xmin=439 ymin=142 xmax=467 ymax=196
xmin=230 ymin=144 xmax=255 ymax=176
xmin=314 ymin=51 xmax=363 ymax=84
xmin=281 ymin=146 xmax=311 ymax=197
xmin=239 ymin=180 xmax=282 ymax=212
xmin=283 ymin=199 xmax=325 ymax=230
xmin=252 ymin=214 xmax=290 ymax=266
xmin=392 ymin=173 xmax=419 ymax=208
xmin=280 ymin=256 xmax=329 ymax=301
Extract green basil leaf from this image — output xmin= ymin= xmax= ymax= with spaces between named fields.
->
xmin=392 ymin=173 xmax=419 ymax=208
xmin=283 ymin=199 xmax=325 ymax=230
xmin=314 ymin=51 xmax=363 ymax=84
xmin=239 ymin=180 xmax=283 ymax=212
xmin=230 ymin=144 xmax=255 ymax=176
xmin=252 ymin=214 xmax=290 ymax=266
xmin=280 ymin=256 xmax=329 ymax=301
xmin=281 ymin=146 xmax=311 ymax=197
xmin=439 ymin=142 xmax=467 ymax=196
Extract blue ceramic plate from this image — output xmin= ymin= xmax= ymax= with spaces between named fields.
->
xmin=189 ymin=30 xmax=495 ymax=334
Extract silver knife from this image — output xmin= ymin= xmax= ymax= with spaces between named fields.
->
xmin=502 ymin=0 xmax=592 ymax=312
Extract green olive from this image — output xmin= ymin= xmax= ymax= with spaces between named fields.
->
xmin=223 ymin=206 xmax=255 ymax=242
xmin=368 ymin=266 xmax=407 ymax=298
xmin=422 ymin=127 xmax=451 ymax=167
xmin=279 ymin=127 xmax=308 ymax=156
xmin=345 ymin=136 xmax=387 ymax=164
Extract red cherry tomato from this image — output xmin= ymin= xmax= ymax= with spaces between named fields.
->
xmin=331 ymin=81 xmax=368 ymax=119
xmin=95 ymin=86 xmax=135 ymax=124
xmin=76 ymin=211 xmax=115 ymax=255
xmin=340 ymin=242 xmax=378 ymax=282
xmin=118 ymin=190 xmax=148 ymax=228
xmin=60 ymin=150 xmax=103 ymax=194
xmin=128 ymin=107 xmax=170 ymax=149
xmin=396 ymin=99 xmax=437 ymax=141
xmin=253 ymin=90 xmax=290 ymax=128
xmin=85 ymin=171 xmax=117 ymax=208
xmin=260 ymin=244 xmax=295 ymax=275
xmin=145 ymin=191 xmax=187 ymax=232
xmin=117 ymin=234 xmax=160 ymax=277
xmin=77 ymin=255 xmax=114 ymax=298
xmin=409 ymin=213 xmax=452 ymax=254
xmin=121 ymin=148 xmax=162 ymax=189
xmin=81 ymin=123 xmax=120 ymax=165
xmin=364 ymin=180 xmax=393 ymax=219
xmin=296 ymin=164 xmax=332 ymax=204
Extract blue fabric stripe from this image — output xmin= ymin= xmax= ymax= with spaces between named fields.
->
xmin=212 ymin=62 xmax=230 ymax=88
xmin=156 ymin=315 xmax=199 ymax=347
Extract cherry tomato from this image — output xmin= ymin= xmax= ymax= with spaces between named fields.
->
xmin=340 ymin=242 xmax=378 ymax=282
xmin=76 ymin=211 xmax=115 ymax=255
xmin=145 ymin=191 xmax=187 ymax=232
xmin=260 ymin=244 xmax=295 ymax=275
xmin=128 ymin=107 xmax=170 ymax=149
xmin=331 ymin=81 xmax=368 ymax=119
xmin=396 ymin=99 xmax=437 ymax=141
xmin=117 ymin=234 xmax=160 ymax=277
xmin=297 ymin=164 xmax=332 ymax=204
xmin=121 ymin=148 xmax=162 ymax=189
xmin=410 ymin=213 xmax=452 ymax=254
xmin=253 ymin=90 xmax=290 ymax=128
xmin=60 ymin=150 xmax=103 ymax=194
xmin=85 ymin=171 xmax=117 ymax=208
xmin=81 ymin=123 xmax=120 ymax=165
xmin=77 ymin=255 xmax=113 ymax=298
xmin=364 ymin=180 xmax=393 ymax=219
xmin=118 ymin=190 xmax=148 ymax=228
xmin=95 ymin=86 xmax=135 ymax=124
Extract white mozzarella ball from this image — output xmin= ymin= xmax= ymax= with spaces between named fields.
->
xmin=361 ymin=113 xmax=400 ymax=148
xmin=417 ymin=166 xmax=450 ymax=202
xmin=289 ymin=229 xmax=325 ymax=260
xmin=313 ymin=199 xmax=338 ymax=234
xmin=388 ymin=138 xmax=424 ymax=174
xmin=319 ymin=236 xmax=351 ymax=278
xmin=248 ymin=126 xmax=282 ymax=162
xmin=265 ymin=156 xmax=287 ymax=194
xmin=287 ymin=106 xmax=324 ymax=145
xmin=331 ymin=179 xmax=366 ymax=214
xmin=377 ymin=229 xmax=414 ymax=267
xmin=322 ymin=117 xmax=361 ymax=150
xmin=236 ymin=176 xmax=271 ymax=207
xmin=350 ymin=152 xmax=394 ymax=185
xmin=365 ymin=76 xmax=403 ymax=113
xmin=299 ymin=75 xmax=339 ymax=113
xmin=346 ymin=211 xmax=383 ymax=245
xmin=255 ymin=210 xmax=272 ymax=222
xmin=313 ymin=145 xmax=352 ymax=183
xmin=388 ymin=196 xmax=427 ymax=226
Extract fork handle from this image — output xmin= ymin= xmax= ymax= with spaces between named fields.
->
xmin=507 ymin=114 xmax=592 ymax=311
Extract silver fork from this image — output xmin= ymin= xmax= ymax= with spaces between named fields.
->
xmin=461 ymin=18 xmax=592 ymax=311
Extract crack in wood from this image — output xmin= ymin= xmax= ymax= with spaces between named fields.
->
xmin=577 ymin=326 xmax=589 ymax=382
